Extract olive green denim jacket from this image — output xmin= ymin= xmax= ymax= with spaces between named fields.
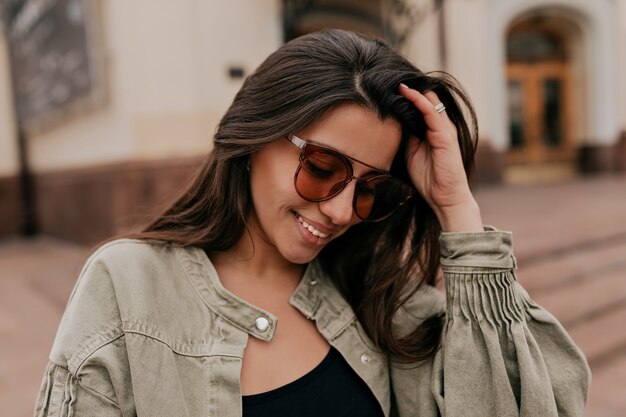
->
xmin=34 ymin=228 xmax=591 ymax=417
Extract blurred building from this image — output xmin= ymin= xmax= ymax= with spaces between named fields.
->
xmin=1 ymin=0 xmax=625 ymax=244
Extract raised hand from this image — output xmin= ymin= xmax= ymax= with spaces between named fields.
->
xmin=398 ymin=83 xmax=483 ymax=232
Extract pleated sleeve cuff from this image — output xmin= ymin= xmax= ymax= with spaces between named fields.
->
xmin=439 ymin=225 xmax=516 ymax=270
xmin=439 ymin=226 xmax=523 ymax=324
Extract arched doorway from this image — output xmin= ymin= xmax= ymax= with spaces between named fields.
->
xmin=505 ymin=14 xmax=578 ymax=174
xmin=484 ymin=1 xmax=619 ymax=182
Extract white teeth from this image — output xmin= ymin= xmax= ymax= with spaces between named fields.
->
xmin=295 ymin=213 xmax=329 ymax=239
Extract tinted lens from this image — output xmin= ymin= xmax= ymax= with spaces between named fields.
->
xmin=295 ymin=150 xmax=349 ymax=200
xmin=354 ymin=176 xmax=407 ymax=221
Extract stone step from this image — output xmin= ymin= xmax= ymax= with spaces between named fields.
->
xmin=476 ymin=177 xmax=626 ymax=263
xmin=517 ymin=239 xmax=626 ymax=294
xmin=531 ymin=266 xmax=626 ymax=328
xmin=568 ymin=303 xmax=626 ymax=366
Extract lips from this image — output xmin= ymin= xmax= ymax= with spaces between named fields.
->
xmin=292 ymin=211 xmax=337 ymax=238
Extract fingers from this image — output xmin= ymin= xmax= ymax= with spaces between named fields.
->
xmin=398 ymin=84 xmax=452 ymax=134
xmin=423 ymin=91 xmax=446 ymax=115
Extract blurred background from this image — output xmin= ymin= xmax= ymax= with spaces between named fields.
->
xmin=0 ymin=0 xmax=625 ymax=416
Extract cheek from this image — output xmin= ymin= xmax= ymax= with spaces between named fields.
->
xmin=250 ymin=159 xmax=301 ymax=217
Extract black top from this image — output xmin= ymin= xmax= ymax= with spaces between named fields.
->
xmin=242 ymin=346 xmax=384 ymax=417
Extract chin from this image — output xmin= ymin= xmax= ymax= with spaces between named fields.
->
xmin=281 ymin=247 xmax=321 ymax=265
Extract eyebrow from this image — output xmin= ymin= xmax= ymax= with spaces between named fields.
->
xmin=299 ymin=136 xmax=391 ymax=174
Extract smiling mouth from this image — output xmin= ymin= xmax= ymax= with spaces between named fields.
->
xmin=293 ymin=212 xmax=331 ymax=239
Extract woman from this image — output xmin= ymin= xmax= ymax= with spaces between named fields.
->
xmin=35 ymin=30 xmax=590 ymax=417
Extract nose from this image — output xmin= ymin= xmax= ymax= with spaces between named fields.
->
xmin=318 ymin=181 xmax=357 ymax=226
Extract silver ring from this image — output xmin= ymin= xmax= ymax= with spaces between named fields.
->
xmin=434 ymin=103 xmax=446 ymax=113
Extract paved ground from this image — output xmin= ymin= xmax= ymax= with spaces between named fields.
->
xmin=1 ymin=174 xmax=625 ymax=417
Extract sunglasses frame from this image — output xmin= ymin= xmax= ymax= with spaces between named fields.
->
xmin=286 ymin=134 xmax=414 ymax=222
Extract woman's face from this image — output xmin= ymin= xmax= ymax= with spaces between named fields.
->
xmin=248 ymin=103 xmax=402 ymax=265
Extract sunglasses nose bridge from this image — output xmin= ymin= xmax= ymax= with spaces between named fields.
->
xmin=327 ymin=175 xmax=355 ymax=199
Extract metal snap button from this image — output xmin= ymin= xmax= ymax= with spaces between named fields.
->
xmin=255 ymin=317 xmax=270 ymax=332
xmin=360 ymin=353 xmax=371 ymax=364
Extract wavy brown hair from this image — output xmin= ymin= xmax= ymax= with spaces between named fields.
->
xmin=127 ymin=29 xmax=478 ymax=363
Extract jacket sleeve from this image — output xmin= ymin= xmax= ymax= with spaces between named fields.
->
xmin=34 ymin=361 xmax=122 ymax=417
xmin=431 ymin=227 xmax=591 ymax=417
xmin=34 ymin=243 xmax=131 ymax=417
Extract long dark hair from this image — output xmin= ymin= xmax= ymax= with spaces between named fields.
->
xmin=127 ymin=29 xmax=478 ymax=362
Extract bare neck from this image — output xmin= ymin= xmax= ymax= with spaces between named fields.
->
xmin=208 ymin=218 xmax=305 ymax=294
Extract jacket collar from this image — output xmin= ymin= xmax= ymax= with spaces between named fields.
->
xmin=288 ymin=259 xmax=357 ymax=341
xmin=177 ymin=245 xmax=356 ymax=342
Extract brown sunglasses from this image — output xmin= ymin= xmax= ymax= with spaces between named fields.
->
xmin=286 ymin=134 xmax=414 ymax=222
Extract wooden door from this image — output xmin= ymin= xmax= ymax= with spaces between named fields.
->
xmin=506 ymin=61 xmax=573 ymax=164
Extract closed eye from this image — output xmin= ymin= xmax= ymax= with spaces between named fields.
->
xmin=303 ymin=159 xmax=334 ymax=179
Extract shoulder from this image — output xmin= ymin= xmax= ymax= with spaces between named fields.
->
xmin=50 ymin=239 xmax=207 ymax=370
xmin=84 ymin=238 xmax=181 ymax=272
xmin=76 ymin=239 xmax=198 ymax=297
xmin=48 ymin=240 xmax=133 ymax=371
xmin=61 ymin=239 xmax=188 ymax=314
